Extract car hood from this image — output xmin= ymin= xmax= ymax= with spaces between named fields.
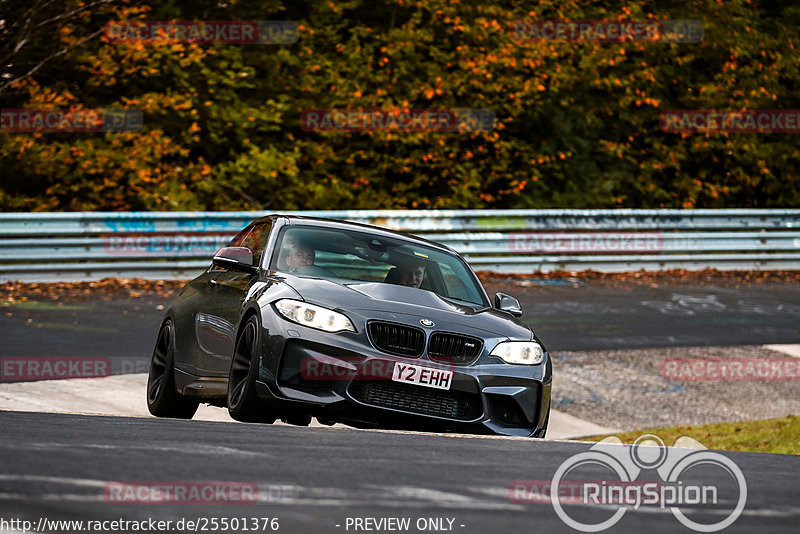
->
xmin=278 ymin=274 xmax=532 ymax=339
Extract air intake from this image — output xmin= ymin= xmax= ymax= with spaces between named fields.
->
xmin=427 ymin=332 xmax=483 ymax=365
xmin=367 ymin=321 xmax=425 ymax=357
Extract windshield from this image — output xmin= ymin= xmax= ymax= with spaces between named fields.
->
xmin=269 ymin=225 xmax=489 ymax=306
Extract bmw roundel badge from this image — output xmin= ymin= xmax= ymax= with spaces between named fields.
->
xmin=420 ymin=319 xmax=435 ymax=327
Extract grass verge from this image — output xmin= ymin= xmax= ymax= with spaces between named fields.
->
xmin=582 ymin=415 xmax=800 ymax=455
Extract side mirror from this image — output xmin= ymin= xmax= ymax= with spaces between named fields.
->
xmin=495 ymin=292 xmax=523 ymax=317
xmin=213 ymin=247 xmax=257 ymax=273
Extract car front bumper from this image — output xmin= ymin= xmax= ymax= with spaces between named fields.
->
xmin=253 ymin=316 xmax=552 ymax=438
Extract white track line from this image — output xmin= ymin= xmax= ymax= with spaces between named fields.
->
xmin=764 ymin=344 xmax=800 ymax=358
xmin=0 ymin=373 xmax=613 ymax=440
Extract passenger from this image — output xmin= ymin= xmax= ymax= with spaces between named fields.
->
xmin=285 ymin=243 xmax=315 ymax=271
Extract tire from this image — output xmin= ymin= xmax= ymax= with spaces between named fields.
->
xmin=227 ymin=315 xmax=275 ymax=423
xmin=147 ymin=320 xmax=199 ymax=419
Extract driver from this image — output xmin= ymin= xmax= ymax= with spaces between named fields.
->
xmin=395 ymin=258 xmax=426 ymax=288
xmin=285 ymin=243 xmax=315 ymax=271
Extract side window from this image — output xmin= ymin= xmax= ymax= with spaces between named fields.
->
xmin=226 ymin=225 xmax=255 ymax=248
xmin=224 ymin=221 xmax=273 ymax=267
xmin=241 ymin=221 xmax=273 ymax=267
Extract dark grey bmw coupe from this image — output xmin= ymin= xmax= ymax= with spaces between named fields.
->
xmin=147 ymin=215 xmax=552 ymax=437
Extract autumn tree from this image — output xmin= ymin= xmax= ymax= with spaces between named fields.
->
xmin=1 ymin=0 xmax=798 ymax=211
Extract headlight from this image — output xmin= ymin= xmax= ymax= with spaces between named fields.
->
xmin=490 ymin=341 xmax=544 ymax=365
xmin=274 ymin=299 xmax=356 ymax=333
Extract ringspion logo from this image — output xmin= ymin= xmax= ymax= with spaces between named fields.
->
xmin=538 ymin=435 xmax=746 ymax=532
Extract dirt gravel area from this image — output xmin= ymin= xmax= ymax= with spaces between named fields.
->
xmin=551 ymin=345 xmax=800 ymax=431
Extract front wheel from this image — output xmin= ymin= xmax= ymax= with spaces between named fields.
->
xmin=147 ymin=320 xmax=199 ymax=419
xmin=228 ymin=315 xmax=275 ymax=423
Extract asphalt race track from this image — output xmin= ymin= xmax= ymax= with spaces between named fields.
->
xmin=3 ymin=279 xmax=800 ymax=369
xmin=490 ymin=278 xmax=800 ymax=351
xmin=1 ymin=279 xmax=799 ymax=533
xmin=1 ymin=411 xmax=798 ymax=534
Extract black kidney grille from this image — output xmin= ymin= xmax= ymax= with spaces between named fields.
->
xmin=368 ymin=321 xmax=425 ymax=357
xmin=427 ymin=332 xmax=483 ymax=365
xmin=348 ymin=381 xmax=482 ymax=421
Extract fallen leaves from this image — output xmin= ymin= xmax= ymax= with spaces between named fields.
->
xmin=476 ymin=268 xmax=800 ymax=288
xmin=0 ymin=278 xmax=185 ymax=301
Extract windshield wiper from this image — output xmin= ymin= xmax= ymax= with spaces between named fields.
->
xmin=438 ymin=294 xmax=480 ymax=308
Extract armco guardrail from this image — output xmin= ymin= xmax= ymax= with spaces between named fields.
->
xmin=1 ymin=209 xmax=799 ymax=282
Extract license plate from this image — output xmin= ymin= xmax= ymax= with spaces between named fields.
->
xmin=391 ymin=362 xmax=453 ymax=390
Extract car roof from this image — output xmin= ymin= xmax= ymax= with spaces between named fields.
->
xmin=255 ymin=214 xmax=457 ymax=254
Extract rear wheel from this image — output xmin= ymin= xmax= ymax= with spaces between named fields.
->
xmin=228 ymin=315 xmax=275 ymax=423
xmin=147 ymin=320 xmax=199 ymax=419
